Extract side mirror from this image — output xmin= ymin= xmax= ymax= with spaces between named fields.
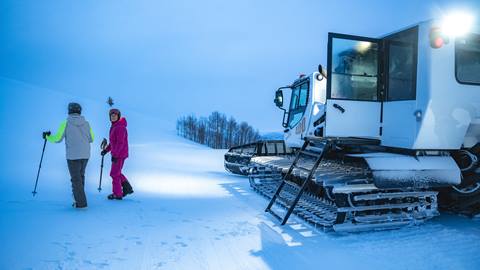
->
xmin=317 ymin=64 xmax=327 ymax=80
xmin=274 ymin=90 xmax=284 ymax=108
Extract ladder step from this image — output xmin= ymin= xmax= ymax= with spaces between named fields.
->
xmin=283 ymin=180 xmax=300 ymax=190
xmin=266 ymin=208 xmax=283 ymax=221
xmin=294 ymin=165 xmax=313 ymax=172
xmin=299 ymin=150 xmax=321 ymax=158
xmin=275 ymin=194 xmax=292 ymax=205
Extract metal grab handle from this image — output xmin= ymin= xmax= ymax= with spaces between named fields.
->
xmin=333 ymin=103 xmax=345 ymax=113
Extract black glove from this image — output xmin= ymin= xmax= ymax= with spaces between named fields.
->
xmin=111 ymin=156 xmax=118 ymax=163
xmin=101 ymin=150 xmax=108 ymax=156
xmin=42 ymin=131 xmax=51 ymax=139
xmin=100 ymin=138 xmax=108 ymax=150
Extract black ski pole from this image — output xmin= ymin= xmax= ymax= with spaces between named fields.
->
xmin=98 ymin=138 xmax=108 ymax=192
xmin=98 ymin=154 xmax=104 ymax=192
xmin=32 ymin=138 xmax=48 ymax=196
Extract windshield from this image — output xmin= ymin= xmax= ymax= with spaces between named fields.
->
xmin=287 ymin=81 xmax=309 ymax=128
xmin=456 ymin=33 xmax=480 ymax=85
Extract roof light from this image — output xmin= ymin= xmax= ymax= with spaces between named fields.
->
xmin=441 ymin=11 xmax=475 ymax=37
xmin=433 ymin=37 xmax=444 ymax=48
xmin=430 ymin=27 xmax=449 ymax=49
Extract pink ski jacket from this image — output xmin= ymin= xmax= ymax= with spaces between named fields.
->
xmin=106 ymin=117 xmax=129 ymax=159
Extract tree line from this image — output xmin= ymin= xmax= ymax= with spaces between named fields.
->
xmin=176 ymin=111 xmax=261 ymax=149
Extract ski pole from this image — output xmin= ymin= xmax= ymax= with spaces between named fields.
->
xmin=98 ymin=154 xmax=105 ymax=192
xmin=98 ymin=138 xmax=108 ymax=192
xmin=32 ymin=138 xmax=48 ymax=196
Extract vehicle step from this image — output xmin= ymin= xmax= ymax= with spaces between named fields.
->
xmin=333 ymin=220 xmax=414 ymax=232
xmin=353 ymin=191 xmax=438 ymax=201
xmin=337 ymin=201 xmax=435 ymax=212
xmin=333 ymin=184 xmax=378 ymax=194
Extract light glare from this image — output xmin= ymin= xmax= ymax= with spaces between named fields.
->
xmin=441 ymin=11 xmax=475 ymax=37
xmin=356 ymin=41 xmax=372 ymax=53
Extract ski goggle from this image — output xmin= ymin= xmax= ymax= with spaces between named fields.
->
xmin=109 ymin=109 xmax=120 ymax=116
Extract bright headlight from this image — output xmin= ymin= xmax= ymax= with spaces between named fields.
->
xmin=441 ymin=11 xmax=475 ymax=37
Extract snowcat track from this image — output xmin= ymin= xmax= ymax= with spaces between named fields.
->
xmin=248 ymin=155 xmax=439 ymax=232
xmin=251 ymin=179 xmax=337 ymax=228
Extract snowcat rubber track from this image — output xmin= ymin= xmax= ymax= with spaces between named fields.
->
xmin=248 ymin=153 xmax=439 ymax=232
xmin=224 ymin=140 xmax=294 ymax=175
xmin=251 ymin=178 xmax=337 ymax=228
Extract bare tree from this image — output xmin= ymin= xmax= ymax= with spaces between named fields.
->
xmin=197 ymin=117 xmax=207 ymax=145
xmin=176 ymin=112 xmax=261 ymax=149
xmin=226 ymin=116 xmax=237 ymax=148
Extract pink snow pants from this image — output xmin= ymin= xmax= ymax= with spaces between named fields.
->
xmin=110 ymin=157 xmax=127 ymax=197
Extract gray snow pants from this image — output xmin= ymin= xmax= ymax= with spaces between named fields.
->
xmin=67 ymin=159 xmax=88 ymax=207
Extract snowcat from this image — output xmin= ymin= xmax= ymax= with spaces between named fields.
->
xmin=224 ymin=17 xmax=480 ymax=232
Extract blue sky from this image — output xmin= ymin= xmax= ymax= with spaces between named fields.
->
xmin=1 ymin=0 xmax=479 ymax=132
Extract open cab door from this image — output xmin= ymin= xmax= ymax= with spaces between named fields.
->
xmin=325 ymin=33 xmax=382 ymax=139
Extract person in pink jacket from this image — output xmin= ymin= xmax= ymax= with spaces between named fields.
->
xmin=101 ymin=108 xmax=134 ymax=200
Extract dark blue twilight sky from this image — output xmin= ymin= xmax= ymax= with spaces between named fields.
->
xmin=1 ymin=0 xmax=479 ymax=132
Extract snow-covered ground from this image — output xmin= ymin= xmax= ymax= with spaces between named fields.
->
xmin=1 ymin=77 xmax=480 ymax=270
xmin=1 ymin=131 xmax=480 ymax=270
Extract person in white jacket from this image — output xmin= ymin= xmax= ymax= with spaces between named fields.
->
xmin=43 ymin=102 xmax=94 ymax=208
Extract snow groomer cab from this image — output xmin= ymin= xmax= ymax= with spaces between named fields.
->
xmin=268 ymin=14 xmax=480 ymax=228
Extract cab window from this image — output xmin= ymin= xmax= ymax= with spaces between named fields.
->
xmin=385 ymin=26 xmax=418 ymax=100
xmin=288 ymin=81 xmax=309 ymax=128
xmin=330 ymin=38 xmax=379 ymax=101
xmin=456 ymin=34 xmax=480 ymax=85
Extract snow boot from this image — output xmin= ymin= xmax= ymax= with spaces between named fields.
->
xmin=107 ymin=194 xmax=123 ymax=200
xmin=72 ymin=202 xmax=87 ymax=209
xmin=122 ymin=181 xmax=134 ymax=197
